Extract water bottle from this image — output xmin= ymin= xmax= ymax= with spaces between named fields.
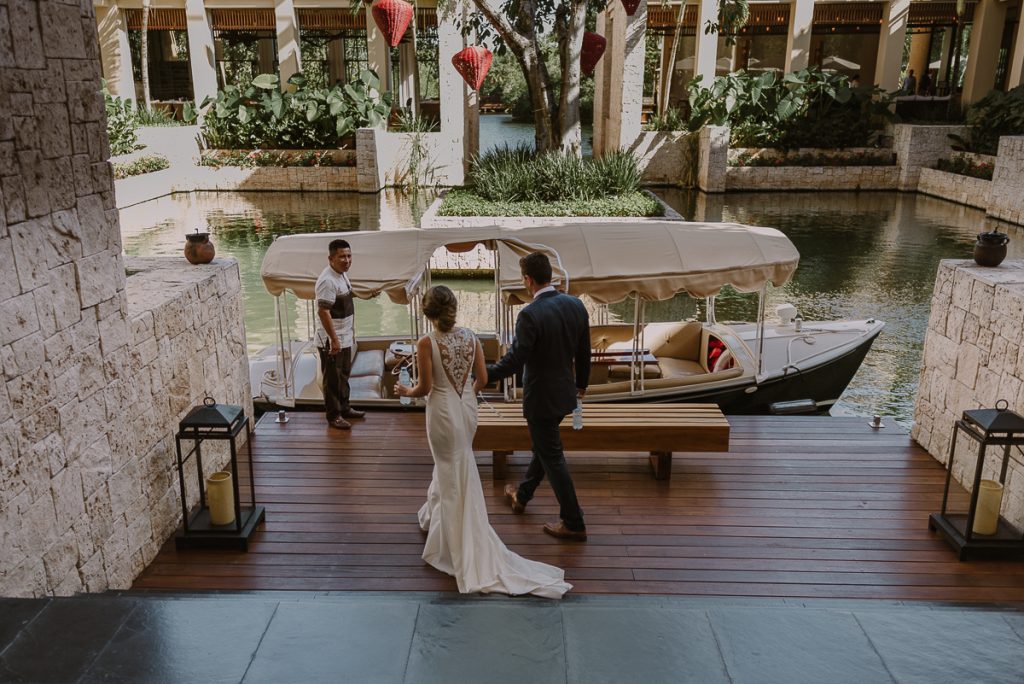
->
xmin=572 ymin=399 xmax=583 ymax=431
xmin=399 ymin=366 xmax=412 ymax=406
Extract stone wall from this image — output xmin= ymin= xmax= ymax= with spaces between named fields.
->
xmin=891 ymin=124 xmax=965 ymax=191
xmin=725 ymin=165 xmax=899 ymax=191
xmin=917 ymin=168 xmax=991 ymax=210
xmin=625 ymin=131 xmax=697 ymax=186
xmin=696 ymin=126 xmax=728 ymax=193
xmin=0 ymin=0 xmax=249 ymax=597
xmin=989 ymin=136 xmax=1024 ymax=226
xmin=912 ymin=260 xmax=1024 ymax=533
xmin=355 ymin=127 xmax=465 ymax=193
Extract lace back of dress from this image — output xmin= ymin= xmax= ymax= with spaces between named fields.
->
xmin=433 ymin=328 xmax=474 ymax=396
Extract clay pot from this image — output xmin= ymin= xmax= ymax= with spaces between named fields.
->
xmin=973 ymin=231 xmax=1009 ymax=268
xmin=184 ymin=232 xmax=216 ymax=265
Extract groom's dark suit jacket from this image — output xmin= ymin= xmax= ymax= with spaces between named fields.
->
xmin=487 ymin=290 xmax=591 ymax=421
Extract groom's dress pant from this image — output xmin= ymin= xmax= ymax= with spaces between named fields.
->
xmin=518 ymin=415 xmax=586 ymax=531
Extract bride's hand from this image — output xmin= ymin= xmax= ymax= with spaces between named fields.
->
xmin=394 ymin=383 xmax=411 ymax=397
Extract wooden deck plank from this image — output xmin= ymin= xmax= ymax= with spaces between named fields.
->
xmin=132 ymin=411 xmax=1024 ymax=602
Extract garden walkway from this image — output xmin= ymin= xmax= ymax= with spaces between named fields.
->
xmin=133 ymin=412 xmax=1024 ymax=602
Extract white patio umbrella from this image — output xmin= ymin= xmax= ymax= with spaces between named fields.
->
xmin=821 ymin=55 xmax=860 ymax=71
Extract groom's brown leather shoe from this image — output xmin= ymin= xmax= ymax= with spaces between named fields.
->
xmin=327 ymin=417 xmax=351 ymax=430
xmin=543 ymin=520 xmax=587 ymax=541
xmin=504 ymin=484 xmax=525 ymax=514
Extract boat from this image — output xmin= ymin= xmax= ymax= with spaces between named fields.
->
xmin=251 ymin=221 xmax=883 ymax=414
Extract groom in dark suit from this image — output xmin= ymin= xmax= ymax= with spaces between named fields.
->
xmin=487 ymin=252 xmax=591 ymax=541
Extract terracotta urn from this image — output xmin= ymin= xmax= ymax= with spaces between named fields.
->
xmin=184 ymin=231 xmax=216 ymax=265
xmin=973 ymin=231 xmax=1009 ymax=267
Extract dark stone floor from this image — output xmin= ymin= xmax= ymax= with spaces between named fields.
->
xmin=0 ymin=593 xmax=1022 ymax=683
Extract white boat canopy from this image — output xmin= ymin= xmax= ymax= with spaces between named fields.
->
xmin=260 ymin=220 xmax=800 ymax=305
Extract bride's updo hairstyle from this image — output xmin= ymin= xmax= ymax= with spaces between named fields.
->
xmin=422 ymin=285 xmax=457 ymax=332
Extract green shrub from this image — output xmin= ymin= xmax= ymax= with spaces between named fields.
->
xmin=935 ymin=156 xmax=994 ymax=180
xmin=199 ymin=149 xmax=355 ymax=168
xmin=198 ymin=71 xmax=393 ymax=150
xmin=644 ymin=108 xmax=687 ymax=132
xmin=112 ymin=154 xmax=170 ymax=179
xmin=468 ymin=145 xmax=642 ymax=203
xmin=133 ymin=105 xmax=183 ymax=127
xmin=682 ymin=68 xmax=893 ymax=149
xmin=104 ymin=89 xmax=139 ymax=156
xmin=949 ymin=85 xmax=1024 ymax=155
xmin=438 ymin=188 xmax=663 ymax=217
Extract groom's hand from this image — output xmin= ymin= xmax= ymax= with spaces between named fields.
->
xmin=577 ymin=388 xmax=586 ymax=399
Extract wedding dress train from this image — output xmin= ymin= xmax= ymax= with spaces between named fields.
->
xmin=417 ymin=328 xmax=571 ymax=598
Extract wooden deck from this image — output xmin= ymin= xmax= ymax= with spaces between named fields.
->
xmin=133 ymin=411 xmax=1024 ymax=601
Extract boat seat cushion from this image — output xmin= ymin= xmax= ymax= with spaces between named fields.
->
xmin=608 ymin=364 xmax=663 ymax=379
xmin=654 ymin=358 xmax=706 ymax=379
xmin=590 ymin=324 xmax=638 ymax=351
xmin=645 ymin=321 xmax=703 ymax=362
xmin=351 ymin=349 xmax=385 ymax=378
xmin=349 ymin=374 xmax=383 ymax=400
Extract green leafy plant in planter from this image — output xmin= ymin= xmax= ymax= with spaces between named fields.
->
xmin=439 ymin=144 xmax=659 ymax=217
xmin=103 ymin=87 xmax=139 ymax=156
xmin=112 ymin=154 xmax=170 ymax=179
xmin=684 ymin=68 xmax=894 ymax=149
xmin=197 ymin=71 xmax=393 ymax=150
xmin=949 ymin=85 xmax=1024 ymax=156
xmin=935 ymin=156 xmax=995 ymax=180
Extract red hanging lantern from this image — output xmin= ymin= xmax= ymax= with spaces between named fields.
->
xmin=620 ymin=0 xmax=642 ymax=16
xmin=371 ymin=0 xmax=414 ymax=48
xmin=452 ymin=45 xmax=493 ymax=91
xmin=581 ymin=32 xmax=607 ymax=76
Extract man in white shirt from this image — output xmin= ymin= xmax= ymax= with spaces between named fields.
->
xmin=315 ymin=239 xmax=365 ymax=430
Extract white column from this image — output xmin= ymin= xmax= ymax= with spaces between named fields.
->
xmin=592 ymin=0 xmax=646 ymax=154
xmin=593 ymin=10 xmax=609 ymax=155
xmin=275 ymin=0 xmax=301 ymax=86
xmin=937 ymin=27 xmax=953 ymax=82
xmin=437 ymin=8 xmax=465 ymax=139
xmin=185 ymin=0 xmax=218 ymax=104
xmin=784 ymin=0 xmax=814 ymax=72
xmin=1009 ymin=16 xmax=1024 ymax=88
xmin=962 ymin=0 xmax=1009 ymax=104
xmin=365 ymin=5 xmax=392 ymax=93
xmin=398 ymin=43 xmax=417 ymax=111
xmin=95 ymin=3 xmax=136 ymax=100
xmin=874 ymin=0 xmax=910 ymax=92
xmin=694 ymin=0 xmax=718 ymax=86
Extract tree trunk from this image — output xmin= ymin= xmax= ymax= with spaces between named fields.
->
xmin=140 ymin=0 xmax=152 ymax=109
xmin=660 ymin=3 xmax=687 ymax=116
xmin=556 ymin=1 xmax=587 ymax=154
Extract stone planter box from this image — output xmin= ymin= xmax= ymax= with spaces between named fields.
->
xmin=918 ymin=167 xmax=992 ymax=209
xmin=628 ymin=131 xmax=698 ymax=186
xmin=725 ymin=165 xmax=899 ymax=191
xmin=729 ymin=147 xmax=895 ymax=166
xmin=189 ymin=165 xmax=359 ymax=192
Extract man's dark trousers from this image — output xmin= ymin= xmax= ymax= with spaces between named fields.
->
xmin=320 ymin=346 xmax=352 ymax=421
xmin=517 ymin=415 xmax=585 ymax=532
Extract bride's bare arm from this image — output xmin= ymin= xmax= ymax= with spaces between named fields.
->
xmin=472 ymin=336 xmax=487 ymax=394
xmin=395 ymin=336 xmax=433 ymax=398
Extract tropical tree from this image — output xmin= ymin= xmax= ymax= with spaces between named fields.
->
xmin=140 ymin=0 xmax=152 ymax=108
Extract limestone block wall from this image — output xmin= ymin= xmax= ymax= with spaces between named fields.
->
xmin=626 ymin=131 xmax=697 ymax=186
xmin=355 ymin=127 xmax=464 ymax=193
xmin=697 ymin=126 xmax=728 ymax=193
xmin=917 ymin=168 xmax=991 ymax=210
xmin=989 ymin=136 xmax=1024 ymax=226
xmin=725 ymin=165 xmax=899 ymax=191
xmin=912 ymin=260 xmax=1024 ymax=533
xmin=0 ymin=0 xmax=249 ymax=597
xmin=891 ymin=124 xmax=966 ymax=191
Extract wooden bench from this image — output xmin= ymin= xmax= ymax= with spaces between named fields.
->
xmin=473 ymin=403 xmax=730 ymax=480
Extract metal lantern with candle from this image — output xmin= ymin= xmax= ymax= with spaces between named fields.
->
xmin=929 ymin=400 xmax=1024 ymax=560
xmin=174 ymin=396 xmax=265 ymax=550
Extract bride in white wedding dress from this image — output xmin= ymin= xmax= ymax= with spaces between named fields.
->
xmin=394 ymin=286 xmax=571 ymax=598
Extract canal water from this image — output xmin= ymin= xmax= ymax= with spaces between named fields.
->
xmin=120 ymin=189 xmax=1023 ymax=426
xmin=479 ymin=114 xmax=594 ymax=156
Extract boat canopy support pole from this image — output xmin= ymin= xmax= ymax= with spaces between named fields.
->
xmin=706 ymin=296 xmax=716 ymax=325
xmin=274 ymin=293 xmax=290 ymax=402
xmin=756 ymin=285 xmax=767 ymax=377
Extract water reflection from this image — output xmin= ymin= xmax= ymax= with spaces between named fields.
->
xmin=120 ymin=190 xmax=438 ymax=352
xmin=652 ymin=190 xmax=1024 ymax=425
